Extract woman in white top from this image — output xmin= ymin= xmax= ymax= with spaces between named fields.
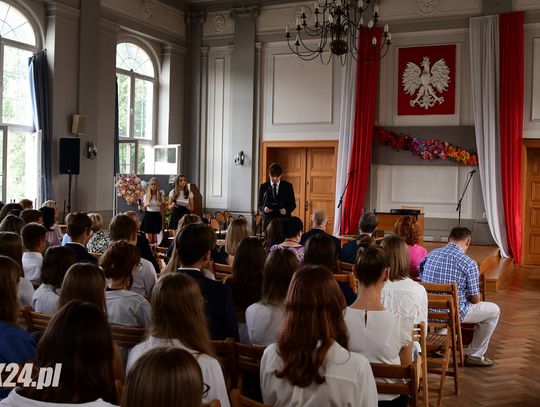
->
xmin=245 ymin=248 xmax=298 ymax=346
xmin=260 ymin=265 xmax=377 ymax=407
xmin=101 ymin=241 xmax=151 ymax=327
xmin=126 ymin=273 xmax=230 ymax=407
xmin=344 ymin=245 xmax=414 ymax=407
xmin=139 ymin=177 xmax=164 ymax=245
xmin=381 ymin=235 xmax=428 ymax=327
xmin=32 ymin=246 xmax=75 ymax=314
xmin=0 ymin=300 xmax=118 ymax=406
xmin=168 ymin=175 xmax=194 ymax=230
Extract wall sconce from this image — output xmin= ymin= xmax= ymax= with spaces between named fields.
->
xmin=86 ymin=141 xmax=97 ymax=159
xmin=234 ymin=151 xmax=245 ymax=166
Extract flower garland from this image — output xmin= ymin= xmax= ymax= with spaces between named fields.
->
xmin=374 ymin=126 xmax=478 ymax=166
xmin=115 ymin=174 xmax=146 ymax=205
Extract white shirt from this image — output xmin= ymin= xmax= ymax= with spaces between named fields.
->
xmin=381 ymin=278 xmax=428 ymax=327
xmin=143 ymin=194 xmax=163 ymax=212
xmin=106 ymin=289 xmax=151 ymax=327
xmin=245 ymin=303 xmax=284 ymax=346
xmin=0 ymin=389 xmax=115 ymax=406
xmin=131 ymin=258 xmax=157 ymax=297
xmin=344 ymin=307 xmax=413 ymax=401
xmin=169 ymin=188 xmax=193 ymax=207
xmin=261 ymin=341 xmax=378 ymax=407
xmin=18 ymin=278 xmax=35 ymax=307
xmin=32 ymin=284 xmax=60 ymax=315
xmin=22 ymin=252 xmax=43 ymax=284
xmin=127 ymin=336 xmax=230 ymax=407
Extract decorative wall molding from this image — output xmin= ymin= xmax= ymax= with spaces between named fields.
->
xmin=202 ymin=11 xmax=233 ymax=38
xmin=380 ymin=0 xmax=481 ymax=21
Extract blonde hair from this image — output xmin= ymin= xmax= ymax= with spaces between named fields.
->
xmin=225 ymin=218 xmax=249 ymax=256
xmin=145 ymin=178 xmax=163 ymax=205
xmin=381 ymin=235 xmax=410 ymax=281
xmin=88 ymin=213 xmax=104 ymax=232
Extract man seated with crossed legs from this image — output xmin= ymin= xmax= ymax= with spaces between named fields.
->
xmin=420 ymin=227 xmax=500 ymax=367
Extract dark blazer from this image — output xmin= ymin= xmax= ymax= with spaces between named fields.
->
xmin=177 ymin=268 xmax=239 ymax=340
xmin=300 ymin=228 xmax=341 ymax=257
xmin=258 ymin=180 xmax=296 ymax=228
xmin=65 ymin=242 xmax=97 ymax=265
xmin=137 ymin=232 xmax=160 ymax=273
xmin=340 ymin=233 xmax=377 ymax=264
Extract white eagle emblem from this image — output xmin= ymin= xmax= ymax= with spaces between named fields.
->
xmin=402 ymin=56 xmax=450 ymax=109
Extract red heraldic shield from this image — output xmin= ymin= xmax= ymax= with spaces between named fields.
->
xmin=398 ymin=44 xmax=456 ymax=115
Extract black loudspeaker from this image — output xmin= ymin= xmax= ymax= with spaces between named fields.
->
xmin=59 ymin=137 xmax=80 ymax=175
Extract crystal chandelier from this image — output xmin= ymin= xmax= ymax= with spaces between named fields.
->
xmin=285 ymin=0 xmax=391 ymax=64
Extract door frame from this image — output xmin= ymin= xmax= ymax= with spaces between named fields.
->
xmin=522 ymin=139 xmax=540 ymax=264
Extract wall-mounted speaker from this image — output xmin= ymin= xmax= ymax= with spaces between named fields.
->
xmin=59 ymin=137 xmax=80 ymax=175
xmin=71 ymin=114 xmax=86 ymax=135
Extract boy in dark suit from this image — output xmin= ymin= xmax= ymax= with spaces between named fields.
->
xmin=258 ymin=162 xmax=296 ymax=231
xmin=64 ymin=212 xmax=97 ymax=265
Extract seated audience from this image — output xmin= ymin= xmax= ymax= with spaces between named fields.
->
xmin=0 ymin=255 xmax=36 ymax=400
xmin=20 ymin=208 xmax=43 ymax=224
xmin=341 ymin=212 xmax=379 ymax=264
xmin=19 ymin=198 xmax=33 ymax=210
xmin=345 ymin=245 xmax=414 ymax=407
xmin=245 ymin=248 xmax=298 ymax=346
xmin=421 ymin=227 xmax=500 ymax=367
xmin=381 ymin=235 xmax=427 ymax=326
xmin=87 ymin=213 xmax=111 ymax=254
xmin=21 ymin=222 xmax=47 ymax=284
xmin=0 ymin=214 xmax=24 ymax=234
xmin=1 ymin=300 xmax=117 ymax=406
xmin=176 ymin=223 xmax=238 ymax=340
xmin=109 ymin=214 xmax=156 ymax=297
xmin=124 ymin=211 xmax=160 ymax=274
xmin=126 ymin=273 xmax=230 ymax=406
xmin=300 ymin=209 xmax=341 ymax=256
xmin=260 ymin=265 xmax=377 ymax=406
xmin=263 ymin=218 xmax=284 ymax=253
xmin=213 ymin=217 xmax=249 ymax=265
xmin=59 ymin=264 xmax=106 ymax=310
xmin=269 ymin=216 xmax=305 ymax=263
xmin=0 ymin=203 xmax=23 ymax=224
xmin=64 ymin=212 xmax=97 ymax=264
xmin=60 ymin=212 xmax=73 ymax=246
xmin=32 ymin=246 xmax=75 ymax=314
xmin=39 ymin=202 xmax=62 ymax=247
xmin=122 ymin=348 xmax=205 ymax=407
xmin=393 ymin=215 xmax=427 ymax=277
xmin=304 ymin=233 xmax=356 ymax=306
xmin=166 ymin=213 xmax=201 ymax=260
xmin=0 ymin=231 xmax=34 ymax=306
xmin=101 ymin=241 xmax=151 ymax=327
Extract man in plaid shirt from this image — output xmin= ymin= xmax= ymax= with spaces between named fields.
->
xmin=420 ymin=227 xmax=500 ymax=367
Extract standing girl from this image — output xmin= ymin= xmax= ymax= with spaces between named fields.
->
xmin=140 ymin=177 xmax=164 ymax=244
xmin=168 ymin=175 xmax=193 ymax=230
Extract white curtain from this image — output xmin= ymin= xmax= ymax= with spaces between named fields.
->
xmin=469 ymin=15 xmax=509 ymax=257
xmin=333 ymin=56 xmax=358 ymax=236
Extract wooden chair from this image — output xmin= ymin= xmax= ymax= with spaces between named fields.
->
xmin=214 ymin=262 xmax=233 ymax=280
xmin=89 ymin=252 xmax=102 ymax=259
xmin=215 ymin=211 xmax=226 ymax=226
xmin=211 ymin=338 xmax=235 ymax=392
xmin=231 ymin=341 xmax=265 ymax=398
xmin=109 ymin=325 xmax=146 ymax=348
xmin=22 ymin=306 xmax=51 ymax=332
xmin=204 ymin=211 xmax=213 ymax=222
xmin=370 ymin=362 xmax=418 ymax=407
xmin=338 ymin=261 xmax=354 ymax=273
xmin=420 ymin=282 xmax=465 ymax=366
xmin=333 ymin=272 xmax=358 ymax=294
xmin=412 ymin=322 xmax=428 ymax=407
xmin=202 ymin=401 xmax=221 ymax=407
xmin=230 ymin=389 xmax=272 ymax=407
xmin=426 ymin=298 xmax=459 ymax=407
xmin=210 ymin=218 xmax=225 ymax=238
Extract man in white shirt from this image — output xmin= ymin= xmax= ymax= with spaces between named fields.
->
xmin=109 ymin=214 xmax=157 ymax=297
xmin=21 ymin=222 xmax=47 ymax=284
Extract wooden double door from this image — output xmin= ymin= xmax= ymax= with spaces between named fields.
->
xmin=524 ymin=143 xmax=540 ymax=264
xmin=261 ymin=141 xmax=338 ymax=233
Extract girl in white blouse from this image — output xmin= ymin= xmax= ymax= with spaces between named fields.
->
xmin=126 ymin=273 xmax=230 ymax=407
xmin=168 ymin=175 xmax=193 ymax=230
xmin=139 ymin=177 xmax=163 ymax=245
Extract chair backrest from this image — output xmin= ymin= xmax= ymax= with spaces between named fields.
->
xmin=232 ymin=341 xmax=265 ymax=393
xmin=89 ymin=252 xmax=102 ymax=259
xmin=204 ymin=211 xmax=213 ymax=221
xmin=230 ymin=388 xmax=272 ymax=407
xmin=333 ymin=272 xmax=358 ymax=294
xmin=210 ymin=218 xmax=221 ymax=232
xmin=22 ymin=306 xmax=52 ymax=332
xmin=212 ymin=338 xmax=235 ymax=391
xmin=215 ymin=262 xmax=233 ymax=275
xmin=215 ymin=211 xmax=226 ymax=224
xmin=109 ymin=325 xmax=146 ymax=348
xmin=411 ymin=322 xmax=428 ymax=407
xmin=224 ymin=211 xmax=233 ymax=220
xmin=338 ymin=261 xmax=354 ymax=273
xmin=370 ymin=363 xmax=417 ymax=405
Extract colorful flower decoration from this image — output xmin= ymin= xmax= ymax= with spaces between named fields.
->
xmin=115 ymin=174 xmax=145 ymax=205
xmin=374 ymin=126 xmax=478 ymax=166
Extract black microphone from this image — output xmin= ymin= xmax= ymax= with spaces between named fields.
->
xmin=470 ymin=169 xmax=477 ymax=175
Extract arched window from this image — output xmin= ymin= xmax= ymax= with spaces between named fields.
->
xmin=0 ymin=1 xmax=39 ymax=204
xmin=116 ymin=41 xmax=156 ymax=174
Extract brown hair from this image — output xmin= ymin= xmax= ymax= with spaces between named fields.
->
xmin=88 ymin=213 xmax=104 ymax=232
xmin=381 ymin=235 xmax=410 ymax=281
xmin=149 ymin=273 xmax=214 ymax=357
xmin=100 ymin=241 xmax=140 ymax=282
xmin=0 ymin=214 xmax=25 ymax=234
xmin=20 ymin=209 xmax=43 ymax=224
xmin=303 ymin=233 xmax=338 ymax=273
xmin=21 ymin=222 xmax=47 ymax=251
xmin=0 ymin=203 xmax=23 ymax=223
xmin=173 ymin=175 xmax=190 ymax=201
xmin=261 ymin=248 xmax=298 ymax=305
xmin=41 ymin=246 xmax=76 ymax=288
xmin=276 ymin=265 xmax=347 ymax=387
xmin=225 ymin=218 xmax=249 ymax=255
xmin=355 ymin=245 xmax=389 ymax=287
xmin=175 ymin=223 xmax=216 ymax=266
xmin=59 ymin=264 xmax=106 ymax=310
xmin=228 ymin=237 xmax=265 ymax=309
xmin=177 ymin=213 xmax=201 ymax=230
xmin=394 ymin=215 xmax=422 ymax=245
xmin=358 ymin=212 xmax=378 ymax=235
xmin=0 ymin=231 xmax=23 ymax=269
xmin=0 ymin=255 xmax=21 ymax=323
xmin=268 ymin=162 xmax=283 ymax=177
xmin=449 ymin=227 xmax=472 ymax=242
xmin=19 ymin=199 xmax=33 ymax=209
xmin=264 ymin=218 xmax=284 ymax=252
xmin=19 ymin=300 xmax=116 ymax=404
xmin=122 ymin=348 xmax=203 ymax=407
xmin=67 ymin=212 xmax=92 ymax=239
xmin=109 ymin=214 xmax=138 ymax=242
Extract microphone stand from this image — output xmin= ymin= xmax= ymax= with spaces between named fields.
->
xmin=456 ymin=170 xmax=476 ymax=227
xmin=338 ymin=170 xmax=355 ymax=235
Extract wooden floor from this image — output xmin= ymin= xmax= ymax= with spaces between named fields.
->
xmin=430 ymin=265 xmax=540 ymax=407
